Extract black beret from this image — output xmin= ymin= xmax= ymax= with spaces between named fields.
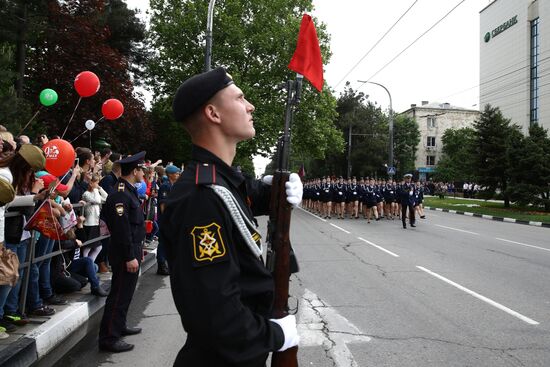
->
xmin=173 ymin=67 xmax=234 ymax=122
xmin=117 ymin=151 xmax=146 ymax=170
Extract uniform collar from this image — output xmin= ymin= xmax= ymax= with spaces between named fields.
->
xmin=119 ymin=178 xmax=138 ymax=195
xmin=191 ymin=145 xmax=245 ymax=188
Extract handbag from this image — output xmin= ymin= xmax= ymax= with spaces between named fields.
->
xmin=0 ymin=244 xmax=20 ymax=286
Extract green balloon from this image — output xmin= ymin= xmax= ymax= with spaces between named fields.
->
xmin=39 ymin=88 xmax=58 ymax=107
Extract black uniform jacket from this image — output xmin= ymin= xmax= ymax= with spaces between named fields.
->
xmin=102 ymin=178 xmax=145 ymax=262
xmin=161 ymin=145 xmax=284 ymax=367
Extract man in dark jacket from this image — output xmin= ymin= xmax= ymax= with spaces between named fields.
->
xmin=162 ymin=67 xmax=301 ymax=366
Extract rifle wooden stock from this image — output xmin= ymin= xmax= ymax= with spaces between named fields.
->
xmin=269 ymin=171 xmax=298 ymax=367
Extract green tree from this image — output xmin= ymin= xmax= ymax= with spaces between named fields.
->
xmin=433 ymin=127 xmax=476 ymax=182
xmin=147 ymin=0 xmax=341 ymax=166
xmin=20 ymin=0 xmax=152 ymax=152
xmin=393 ymin=114 xmax=420 ymax=177
xmin=507 ymin=123 xmax=550 ymax=211
xmin=472 ymin=104 xmax=521 ymax=207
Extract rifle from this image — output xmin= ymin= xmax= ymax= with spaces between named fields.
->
xmin=266 ymin=75 xmax=303 ymax=367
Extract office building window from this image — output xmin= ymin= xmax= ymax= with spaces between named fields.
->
xmin=427 ymin=136 xmax=436 ymax=147
xmin=426 ymin=155 xmax=435 ymax=166
xmin=531 ymin=18 xmax=539 ymax=124
xmin=427 ymin=117 xmax=436 ymax=128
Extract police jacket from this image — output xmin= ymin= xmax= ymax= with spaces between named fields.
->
xmin=160 ymin=145 xmax=284 ymax=367
xmin=398 ymin=183 xmax=416 ymax=206
xmin=102 ymin=178 xmax=145 ymax=262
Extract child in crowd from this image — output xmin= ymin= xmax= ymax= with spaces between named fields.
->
xmin=81 ymin=174 xmax=107 ymax=261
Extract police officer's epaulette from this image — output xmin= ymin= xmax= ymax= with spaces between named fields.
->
xmin=118 ymin=182 xmax=125 ymax=192
xmin=195 ymin=163 xmax=217 ymax=185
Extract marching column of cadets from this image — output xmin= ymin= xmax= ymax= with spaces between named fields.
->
xmin=302 ymin=174 xmax=427 ymax=227
xmin=0 ymin=128 xmax=170 ymax=340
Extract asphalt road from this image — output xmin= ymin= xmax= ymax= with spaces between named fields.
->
xmin=58 ymin=208 xmax=550 ymax=366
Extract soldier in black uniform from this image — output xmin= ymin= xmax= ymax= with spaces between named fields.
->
xmin=98 ymin=152 xmax=146 ymax=353
xmin=163 ymin=67 xmax=300 ymax=366
xmin=398 ymin=173 xmax=416 ymax=229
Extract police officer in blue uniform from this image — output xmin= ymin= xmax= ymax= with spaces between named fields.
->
xmin=156 ymin=164 xmax=181 ymax=275
xmin=98 ymin=152 xmax=147 ymax=353
xmin=398 ymin=173 xmax=416 ymax=229
xmin=164 ymin=67 xmax=301 ymax=366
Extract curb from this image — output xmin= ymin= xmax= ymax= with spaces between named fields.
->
xmin=0 ymin=250 xmax=158 ymax=367
xmin=425 ymin=206 xmax=550 ymax=228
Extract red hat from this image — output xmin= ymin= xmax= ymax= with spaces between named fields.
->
xmin=40 ymin=174 xmax=69 ymax=192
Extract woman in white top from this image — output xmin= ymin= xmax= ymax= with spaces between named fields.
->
xmin=81 ymin=174 xmax=108 ymax=261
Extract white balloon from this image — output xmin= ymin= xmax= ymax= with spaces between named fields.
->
xmin=85 ymin=119 xmax=95 ymax=130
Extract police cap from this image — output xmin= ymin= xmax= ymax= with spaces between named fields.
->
xmin=117 ymin=151 xmax=146 ymax=171
xmin=404 ymin=173 xmax=413 ymax=178
xmin=172 ymin=67 xmax=234 ymax=123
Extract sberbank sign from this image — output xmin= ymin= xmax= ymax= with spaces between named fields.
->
xmin=485 ymin=15 xmax=518 ymax=42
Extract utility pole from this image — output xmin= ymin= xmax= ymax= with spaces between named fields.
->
xmin=204 ymin=0 xmax=217 ymax=72
xmin=358 ymin=80 xmax=394 ymax=178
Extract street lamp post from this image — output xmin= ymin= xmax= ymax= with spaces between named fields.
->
xmin=205 ymin=0 xmax=217 ymax=72
xmin=357 ymin=80 xmax=394 ymax=178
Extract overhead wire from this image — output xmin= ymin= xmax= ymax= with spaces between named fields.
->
xmin=334 ymin=0 xmax=419 ymax=89
xmin=364 ymin=0 xmax=468 ymax=83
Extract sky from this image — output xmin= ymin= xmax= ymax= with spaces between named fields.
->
xmin=126 ymin=0 xmax=493 ymax=175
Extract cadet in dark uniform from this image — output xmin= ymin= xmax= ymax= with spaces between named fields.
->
xmin=98 ymin=152 xmax=146 ymax=353
xmin=156 ymin=164 xmax=181 ymax=275
xmin=398 ymin=173 xmax=416 ymax=229
xmin=163 ymin=67 xmax=300 ymax=366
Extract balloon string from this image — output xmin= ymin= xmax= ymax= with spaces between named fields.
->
xmin=61 ymin=97 xmax=82 ymax=139
xmin=17 ymin=106 xmax=43 ymax=136
xmin=70 ymin=116 xmax=104 ymax=144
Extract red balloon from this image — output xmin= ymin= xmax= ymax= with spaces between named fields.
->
xmin=74 ymin=71 xmax=100 ymax=97
xmin=102 ymin=99 xmax=124 ymax=120
xmin=42 ymin=139 xmax=76 ymax=177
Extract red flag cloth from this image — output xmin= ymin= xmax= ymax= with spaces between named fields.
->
xmin=288 ymin=14 xmax=324 ymax=91
xmin=24 ymin=201 xmax=67 ymax=240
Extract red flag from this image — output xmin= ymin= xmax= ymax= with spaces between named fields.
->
xmin=288 ymin=14 xmax=324 ymax=92
xmin=25 ymin=201 xmax=67 ymax=240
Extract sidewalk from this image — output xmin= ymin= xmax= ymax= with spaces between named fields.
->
xmin=424 ymin=206 xmax=550 ymax=228
xmin=0 ymin=245 xmax=159 ymax=367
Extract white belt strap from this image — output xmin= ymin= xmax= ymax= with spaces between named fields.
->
xmin=208 ymin=184 xmax=263 ymax=258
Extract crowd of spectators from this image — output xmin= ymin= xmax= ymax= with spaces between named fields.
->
xmin=0 ymin=126 xmax=170 ymax=340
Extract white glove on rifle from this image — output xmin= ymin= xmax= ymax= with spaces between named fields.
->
xmin=285 ymin=173 xmax=303 ymax=207
xmin=262 ymin=173 xmax=303 ymax=207
xmin=270 ymin=315 xmax=300 ymax=352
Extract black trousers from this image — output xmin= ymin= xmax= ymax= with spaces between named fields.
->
xmin=401 ymin=203 xmax=415 ymax=227
xmin=98 ymin=259 xmax=139 ymax=343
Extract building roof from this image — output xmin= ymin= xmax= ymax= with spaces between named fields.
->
xmin=400 ymin=102 xmax=480 ymax=115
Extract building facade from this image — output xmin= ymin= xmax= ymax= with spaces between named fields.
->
xmin=400 ymin=102 xmax=480 ymax=181
xmin=480 ymin=0 xmax=549 ymax=132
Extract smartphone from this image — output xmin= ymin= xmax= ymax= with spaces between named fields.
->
xmin=74 ymin=157 xmax=79 ymax=168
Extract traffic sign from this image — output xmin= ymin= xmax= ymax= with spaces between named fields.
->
xmin=387 ymin=166 xmax=396 ymax=175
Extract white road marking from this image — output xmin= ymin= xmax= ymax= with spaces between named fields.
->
xmin=299 ymin=289 xmax=371 ymax=366
xmin=495 ymin=238 xmax=550 ymax=253
xmin=435 ymin=224 xmax=479 ymax=235
xmin=330 ymin=223 xmax=351 ymax=234
xmin=357 ymin=237 xmax=400 ymax=257
xmin=298 ymin=207 xmax=327 ymax=222
xmin=416 ymin=266 xmax=539 ymax=325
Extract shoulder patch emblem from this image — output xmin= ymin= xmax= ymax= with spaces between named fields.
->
xmin=118 ymin=183 xmax=125 ymax=192
xmin=115 ymin=203 xmax=124 ymax=216
xmin=191 ymin=223 xmax=227 ymax=265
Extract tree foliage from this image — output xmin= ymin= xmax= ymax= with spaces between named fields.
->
xmin=393 ymin=114 xmax=420 ymax=177
xmin=146 ymin=0 xmax=342 ymax=166
xmin=0 ymin=0 xmax=150 ymax=153
xmin=433 ymin=127 xmax=476 ymax=182
xmin=471 ymin=104 xmax=521 ymax=207
xmin=506 ymin=123 xmax=550 ymax=211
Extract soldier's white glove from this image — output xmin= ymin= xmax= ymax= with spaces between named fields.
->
xmin=285 ymin=173 xmax=302 ymax=207
xmin=262 ymin=175 xmax=273 ymax=185
xmin=270 ymin=315 xmax=299 ymax=352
